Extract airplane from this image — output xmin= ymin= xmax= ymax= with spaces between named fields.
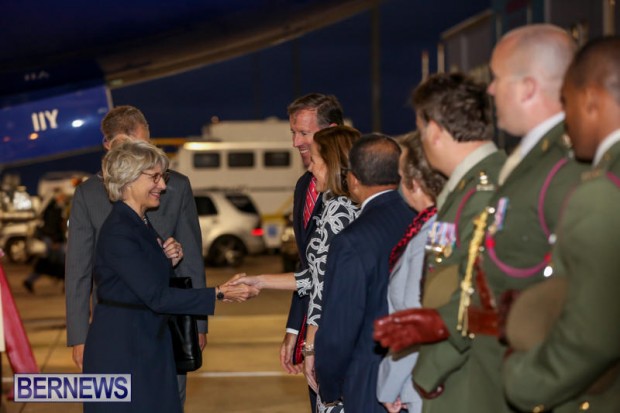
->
xmin=0 ymin=0 xmax=383 ymax=192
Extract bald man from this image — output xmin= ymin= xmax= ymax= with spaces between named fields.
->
xmin=503 ymin=35 xmax=620 ymax=413
xmin=375 ymin=24 xmax=587 ymax=413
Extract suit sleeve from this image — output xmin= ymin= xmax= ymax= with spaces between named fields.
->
xmin=307 ymin=200 xmax=357 ymax=327
xmin=171 ymin=175 xmax=209 ymax=333
xmin=377 ymin=350 xmax=418 ymax=404
xmin=316 ymin=235 xmax=366 ymax=403
xmin=503 ymin=180 xmax=620 ymax=411
xmin=102 ymin=226 xmax=216 ymax=316
xmin=65 ymin=185 xmax=95 ymax=346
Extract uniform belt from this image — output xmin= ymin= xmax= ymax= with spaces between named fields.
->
xmin=467 ymin=306 xmax=499 ymax=336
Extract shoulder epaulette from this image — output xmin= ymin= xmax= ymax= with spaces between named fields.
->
xmin=476 ymin=171 xmax=495 ymax=192
xmin=581 ymin=169 xmax=602 ymax=182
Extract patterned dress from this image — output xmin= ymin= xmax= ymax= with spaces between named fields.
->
xmin=295 ymin=193 xmax=359 ymax=326
xmin=295 ymin=193 xmax=358 ymax=413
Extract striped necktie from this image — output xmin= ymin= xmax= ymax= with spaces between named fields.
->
xmin=303 ymin=177 xmax=318 ymax=228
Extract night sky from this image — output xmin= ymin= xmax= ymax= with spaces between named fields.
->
xmin=112 ymin=0 xmax=491 ymax=139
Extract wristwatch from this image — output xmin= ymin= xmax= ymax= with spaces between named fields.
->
xmin=301 ymin=343 xmax=315 ymax=357
xmin=216 ymin=286 xmax=225 ymax=301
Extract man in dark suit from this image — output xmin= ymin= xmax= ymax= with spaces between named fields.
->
xmin=315 ymin=135 xmax=415 ymax=412
xmin=282 ymin=95 xmax=343 ymax=383
xmin=65 ymin=105 xmax=206 ymax=405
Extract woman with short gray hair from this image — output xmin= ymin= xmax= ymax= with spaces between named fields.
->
xmin=82 ymin=140 xmax=258 ymax=413
xmin=102 ymin=139 xmax=170 ymax=203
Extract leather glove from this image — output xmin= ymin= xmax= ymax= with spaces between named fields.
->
xmin=374 ymin=308 xmax=450 ymax=353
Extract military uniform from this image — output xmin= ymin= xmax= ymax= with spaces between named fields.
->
xmin=503 ymin=136 xmax=620 ymax=413
xmin=414 ymin=121 xmax=587 ymax=413
xmin=413 ymin=142 xmax=506 ymax=412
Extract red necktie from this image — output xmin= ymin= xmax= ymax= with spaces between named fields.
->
xmin=303 ymin=177 xmax=318 ymax=228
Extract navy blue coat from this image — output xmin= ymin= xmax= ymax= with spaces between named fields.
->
xmin=316 ymin=190 xmax=415 ymax=412
xmin=83 ymin=202 xmax=215 ymax=413
xmin=286 ymin=172 xmax=323 ymax=332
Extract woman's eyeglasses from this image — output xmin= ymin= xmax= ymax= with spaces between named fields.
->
xmin=142 ymin=171 xmax=170 ymax=184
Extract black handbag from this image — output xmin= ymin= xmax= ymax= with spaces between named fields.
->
xmin=168 ymin=277 xmax=202 ymax=373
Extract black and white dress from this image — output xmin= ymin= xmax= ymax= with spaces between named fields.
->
xmin=295 ymin=192 xmax=358 ymax=326
xmin=295 ymin=192 xmax=358 ymax=413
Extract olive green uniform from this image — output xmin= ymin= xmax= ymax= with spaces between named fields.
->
xmin=503 ymin=138 xmax=620 ymax=413
xmin=413 ymin=144 xmax=506 ymax=412
xmin=414 ymin=121 xmax=587 ymax=413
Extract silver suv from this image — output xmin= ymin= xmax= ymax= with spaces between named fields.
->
xmin=194 ymin=190 xmax=265 ymax=267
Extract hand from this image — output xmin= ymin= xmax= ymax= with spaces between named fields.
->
xmin=303 ymin=354 xmax=318 ymax=393
xmin=227 ymin=273 xmax=262 ymax=289
xmin=72 ymin=344 xmax=85 ymax=371
xmin=383 ymin=398 xmax=404 ymax=413
xmin=163 ymin=237 xmax=183 ymax=267
xmin=199 ymin=333 xmax=207 ymax=351
xmin=279 ymin=332 xmax=303 ymax=374
xmin=373 ymin=308 xmax=449 ymax=353
xmin=218 ymin=281 xmax=259 ymax=302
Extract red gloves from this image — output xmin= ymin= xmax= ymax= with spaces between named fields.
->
xmin=374 ymin=308 xmax=450 ymax=353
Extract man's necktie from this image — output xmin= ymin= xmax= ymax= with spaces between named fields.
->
xmin=303 ymin=177 xmax=318 ymax=228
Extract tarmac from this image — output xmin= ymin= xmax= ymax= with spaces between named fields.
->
xmin=1 ymin=255 xmax=309 ymax=412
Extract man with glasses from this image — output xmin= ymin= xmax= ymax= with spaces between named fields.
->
xmin=65 ymin=106 xmax=206 ymax=407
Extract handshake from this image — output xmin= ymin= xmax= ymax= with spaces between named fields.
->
xmin=217 ymin=273 xmax=264 ymax=303
xmin=218 ymin=272 xmax=295 ymax=302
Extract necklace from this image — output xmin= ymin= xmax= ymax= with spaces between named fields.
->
xmin=142 ymin=215 xmax=148 ymax=225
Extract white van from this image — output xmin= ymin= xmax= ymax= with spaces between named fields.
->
xmin=173 ymin=140 xmax=304 ymax=248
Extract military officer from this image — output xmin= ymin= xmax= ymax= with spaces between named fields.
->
xmin=503 ymin=35 xmax=620 ymax=413
xmin=376 ymin=72 xmax=506 ymax=411
xmin=375 ymin=24 xmax=587 ymax=413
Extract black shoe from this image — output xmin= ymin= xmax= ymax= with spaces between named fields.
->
xmin=23 ymin=280 xmax=34 ymax=293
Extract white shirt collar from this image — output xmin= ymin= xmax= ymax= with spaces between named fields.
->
xmin=519 ymin=112 xmax=565 ymax=159
xmin=360 ymin=189 xmax=393 ymax=212
xmin=594 ymin=129 xmax=620 ymax=167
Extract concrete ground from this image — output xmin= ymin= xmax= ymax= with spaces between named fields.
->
xmin=1 ymin=255 xmax=310 ymax=412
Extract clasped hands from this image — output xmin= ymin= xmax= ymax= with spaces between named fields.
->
xmin=162 ymin=237 xmax=184 ymax=267
xmin=218 ymin=273 xmax=260 ymax=302
xmin=373 ymin=308 xmax=450 ymax=353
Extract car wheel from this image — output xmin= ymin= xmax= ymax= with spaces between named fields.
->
xmin=6 ymin=237 xmax=29 ymax=264
xmin=207 ymin=236 xmax=246 ymax=267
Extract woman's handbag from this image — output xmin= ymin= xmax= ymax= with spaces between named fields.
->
xmin=169 ymin=277 xmax=202 ymax=373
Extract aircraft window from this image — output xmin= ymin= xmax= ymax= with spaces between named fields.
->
xmin=264 ymin=151 xmax=290 ymax=167
xmin=194 ymin=196 xmax=217 ymax=216
xmin=228 ymin=152 xmax=254 ymax=168
xmin=194 ymin=153 xmax=220 ymax=168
